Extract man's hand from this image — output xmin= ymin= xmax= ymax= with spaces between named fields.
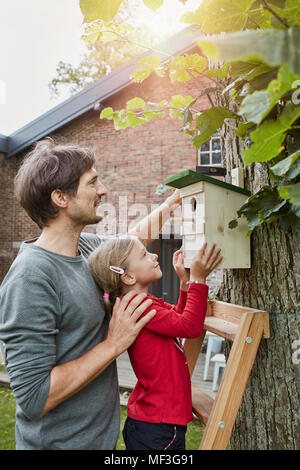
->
xmin=165 ymin=189 xmax=181 ymax=211
xmin=106 ymin=291 xmax=156 ymax=356
xmin=41 ymin=292 xmax=156 ymax=417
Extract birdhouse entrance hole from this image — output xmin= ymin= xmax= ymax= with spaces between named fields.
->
xmin=191 ymin=197 xmax=197 ymax=212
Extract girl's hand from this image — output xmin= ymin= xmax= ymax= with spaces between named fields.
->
xmin=190 ymin=242 xmax=222 ymax=283
xmin=173 ymin=248 xmax=190 ymax=289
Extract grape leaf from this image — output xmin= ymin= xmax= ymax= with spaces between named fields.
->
xmin=279 ymin=182 xmax=300 ymax=204
xmin=243 ymin=103 xmax=300 ymax=164
xmin=193 ymin=106 xmax=234 ymax=149
xmin=80 ymin=0 xmax=122 ymax=23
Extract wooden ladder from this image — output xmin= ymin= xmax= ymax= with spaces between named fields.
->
xmin=183 ymin=300 xmax=270 ymax=450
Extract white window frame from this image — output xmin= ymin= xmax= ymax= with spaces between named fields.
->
xmin=197 ymin=132 xmax=222 ymax=167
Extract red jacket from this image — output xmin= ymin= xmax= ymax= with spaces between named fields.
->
xmin=127 ymin=283 xmax=208 ymax=426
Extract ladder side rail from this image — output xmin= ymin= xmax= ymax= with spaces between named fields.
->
xmin=199 ymin=311 xmax=266 ymax=450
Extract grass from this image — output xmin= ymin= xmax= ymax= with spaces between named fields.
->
xmin=0 ymin=387 xmax=16 ymax=450
xmin=0 ymin=386 xmax=205 ymax=450
xmin=117 ymin=404 xmax=205 ymax=450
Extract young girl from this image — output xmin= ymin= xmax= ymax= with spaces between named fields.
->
xmin=88 ymin=235 xmax=222 ymax=450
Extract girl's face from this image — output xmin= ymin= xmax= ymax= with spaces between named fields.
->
xmin=125 ymin=239 xmax=162 ymax=288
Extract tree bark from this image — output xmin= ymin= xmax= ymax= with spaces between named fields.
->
xmin=217 ymin=99 xmax=300 ymax=449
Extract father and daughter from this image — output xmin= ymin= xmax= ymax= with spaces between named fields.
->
xmin=88 ymin=236 xmax=222 ymax=450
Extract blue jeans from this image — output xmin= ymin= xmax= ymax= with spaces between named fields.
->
xmin=122 ymin=417 xmax=187 ymax=450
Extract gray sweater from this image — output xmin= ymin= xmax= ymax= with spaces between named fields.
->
xmin=0 ymin=233 xmax=120 ymax=450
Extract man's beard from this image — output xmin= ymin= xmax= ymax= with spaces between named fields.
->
xmin=69 ymin=200 xmax=103 ymax=226
xmin=78 ymin=212 xmax=103 ymax=226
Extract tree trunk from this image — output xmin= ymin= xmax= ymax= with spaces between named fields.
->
xmin=217 ymin=100 xmax=300 ymax=449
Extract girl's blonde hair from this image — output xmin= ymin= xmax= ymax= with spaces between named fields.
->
xmin=88 ymin=235 xmax=138 ymax=305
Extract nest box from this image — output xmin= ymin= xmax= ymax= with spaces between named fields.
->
xmin=165 ymin=170 xmax=251 ymax=269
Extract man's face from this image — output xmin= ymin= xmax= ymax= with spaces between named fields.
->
xmin=66 ymin=168 xmax=107 ymax=226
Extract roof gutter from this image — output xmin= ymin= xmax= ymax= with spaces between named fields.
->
xmin=0 ymin=134 xmax=9 ymax=155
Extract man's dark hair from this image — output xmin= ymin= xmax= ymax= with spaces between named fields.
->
xmin=15 ymin=138 xmax=96 ymax=229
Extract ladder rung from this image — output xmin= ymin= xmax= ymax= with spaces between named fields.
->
xmin=204 ymin=316 xmax=238 ymax=341
xmin=191 ymin=384 xmax=214 ymax=424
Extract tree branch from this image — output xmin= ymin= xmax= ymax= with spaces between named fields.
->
xmin=206 ymin=92 xmax=215 ymax=107
xmin=261 ymin=0 xmax=289 ymax=28
xmin=247 ymin=15 xmax=262 ymax=30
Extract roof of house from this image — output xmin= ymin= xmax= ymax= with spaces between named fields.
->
xmin=1 ymin=26 xmax=199 ymax=159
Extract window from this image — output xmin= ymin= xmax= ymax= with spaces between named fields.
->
xmin=198 ymin=132 xmax=222 ymax=166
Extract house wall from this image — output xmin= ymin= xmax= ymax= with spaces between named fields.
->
xmin=54 ymin=72 xmax=212 ymax=236
xmin=0 ymin=151 xmax=14 ymax=281
xmin=0 ymin=152 xmax=41 ymax=281
xmin=0 ymin=71 xmax=213 ymax=283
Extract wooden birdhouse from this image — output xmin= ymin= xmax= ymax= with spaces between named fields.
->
xmin=165 ymin=170 xmax=251 ymax=269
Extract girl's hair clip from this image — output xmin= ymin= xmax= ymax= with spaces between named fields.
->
xmin=109 ymin=265 xmax=125 ymax=275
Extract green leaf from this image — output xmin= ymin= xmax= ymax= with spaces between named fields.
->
xmin=193 ymin=106 xmax=234 ymax=149
xmin=197 ymin=40 xmax=219 ymax=62
xmin=143 ymin=0 xmax=164 ymax=11
xmin=287 ymin=131 xmax=300 ymax=153
xmin=239 ymin=64 xmax=300 ymax=124
xmin=113 ymin=110 xmax=128 ymax=130
xmin=270 ymin=0 xmax=300 ymax=28
xmin=81 ymin=31 xmax=102 ymax=44
xmin=228 ymin=219 xmax=239 ymax=229
xmin=203 ymin=63 xmax=230 ymax=80
xmin=100 ymin=107 xmax=114 ymax=119
xmin=169 ymin=95 xmax=194 ymax=119
xmin=279 ymin=182 xmax=300 ymax=204
xmin=236 ymin=121 xmax=255 ymax=137
xmin=230 ymin=186 xmax=288 ymax=234
xmin=244 ymin=63 xmax=277 ymax=82
xmin=126 ymin=112 xmax=146 ymax=127
xmin=144 ymin=111 xmax=165 ymax=121
xmin=126 ymin=97 xmax=146 ymax=111
xmin=243 ymin=121 xmax=284 ymax=165
xmin=168 ymin=54 xmax=207 ymax=83
xmin=270 ymin=150 xmax=300 ymax=177
xmin=243 ymin=102 xmax=300 ymax=164
xmin=80 ymin=0 xmax=122 ymax=23
xmin=180 ymin=1 xmax=208 ymax=26
xmin=182 ymin=0 xmax=257 ymax=33
xmin=197 ymin=25 xmax=300 ymax=74
xmin=131 ymin=55 xmax=164 ymax=83
xmin=290 ymin=203 xmax=300 ymax=217
xmin=230 ymin=60 xmax=263 ymax=80
xmin=239 ymin=90 xmax=270 ymax=124
xmin=245 ymin=6 xmax=272 ymax=30
xmin=81 ymin=20 xmax=134 ymax=44
xmin=154 ymin=100 xmax=168 ymax=109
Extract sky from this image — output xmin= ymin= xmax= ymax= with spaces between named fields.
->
xmin=0 ymin=0 xmax=200 ymax=135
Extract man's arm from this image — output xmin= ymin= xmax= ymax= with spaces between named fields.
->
xmin=41 ymin=292 xmax=156 ymax=416
xmin=1 ymin=274 xmax=155 ymax=419
xmin=129 ymin=189 xmax=181 ymax=246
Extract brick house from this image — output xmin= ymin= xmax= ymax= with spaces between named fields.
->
xmin=0 ymin=28 xmax=222 ymax=301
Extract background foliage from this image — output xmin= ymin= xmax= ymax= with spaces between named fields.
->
xmin=80 ymin=0 xmax=300 ymax=235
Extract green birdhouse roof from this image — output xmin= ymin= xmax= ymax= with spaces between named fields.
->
xmin=165 ymin=170 xmax=251 ymax=197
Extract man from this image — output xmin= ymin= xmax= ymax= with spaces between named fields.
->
xmin=0 ymin=138 xmax=181 ymax=450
